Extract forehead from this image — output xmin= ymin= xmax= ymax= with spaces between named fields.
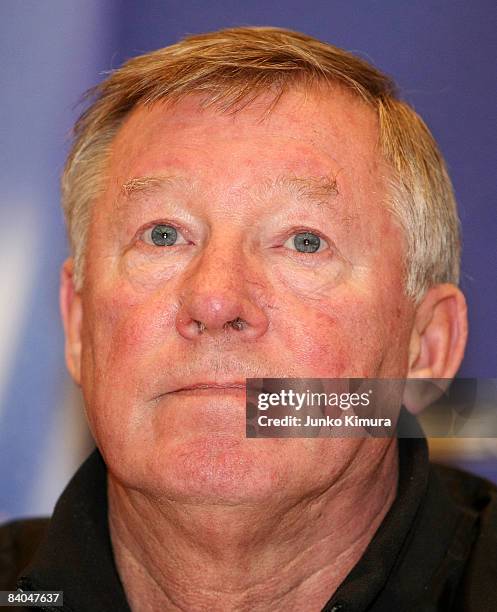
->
xmin=105 ymin=86 xmax=385 ymax=199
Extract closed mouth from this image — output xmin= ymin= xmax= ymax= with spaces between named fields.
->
xmin=170 ymin=382 xmax=246 ymax=393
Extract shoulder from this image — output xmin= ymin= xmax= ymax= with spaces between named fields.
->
xmin=0 ymin=517 xmax=50 ymax=590
xmin=432 ymin=463 xmax=497 ymax=610
xmin=433 ymin=462 xmax=497 ymax=507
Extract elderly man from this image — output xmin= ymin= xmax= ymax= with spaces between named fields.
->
xmin=1 ymin=27 xmax=495 ymax=612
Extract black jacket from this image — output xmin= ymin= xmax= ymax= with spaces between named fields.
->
xmin=1 ymin=438 xmax=497 ymax=611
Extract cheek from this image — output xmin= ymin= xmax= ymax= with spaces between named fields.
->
xmin=80 ymin=281 xmax=178 ymax=404
xmin=272 ymin=279 xmax=409 ymax=378
xmin=100 ymin=276 xmax=177 ymax=338
xmin=274 ymin=300 xmax=376 ymax=377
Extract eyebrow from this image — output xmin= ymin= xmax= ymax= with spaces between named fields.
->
xmin=119 ymin=172 xmax=340 ymax=211
xmin=267 ymin=174 xmax=339 ymax=207
xmin=121 ymin=175 xmax=189 ymax=199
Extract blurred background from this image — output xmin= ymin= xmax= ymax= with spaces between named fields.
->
xmin=1 ymin=0 xmax=496 ymax=520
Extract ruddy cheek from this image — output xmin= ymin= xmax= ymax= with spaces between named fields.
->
xmin=275 ymin=279 xmax=393 ymax=377
xmin=274 ymin=301 xmax=346 ymax=375
xmin=300 ymin=336 xmax=348 ymax=374
xmin=112 ymin=294 xmax=177 ymax=357
xmin=81 ymin=285 xmax=176 ymax=442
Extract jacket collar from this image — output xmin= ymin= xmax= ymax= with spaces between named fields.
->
xmin=19 ymin=449 xmax=130 ymax=611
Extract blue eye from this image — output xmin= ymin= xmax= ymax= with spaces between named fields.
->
xmin=143 ymin=224 xmax=187 ymax=247
xmin=284 ymin=232 xmax=327 ymax=253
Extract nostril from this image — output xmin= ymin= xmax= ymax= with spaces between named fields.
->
xmin=224 ymin=317 xmax=246 ymax=331
xmin=194 ymin=320 xmax=206 ymax=334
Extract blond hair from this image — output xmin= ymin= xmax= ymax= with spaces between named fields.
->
xmin=61 ymin=27 xmax=460 ymax=300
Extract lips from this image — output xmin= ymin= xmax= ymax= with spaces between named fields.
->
xmin=169 ymin=382 xmax=246 ymax=393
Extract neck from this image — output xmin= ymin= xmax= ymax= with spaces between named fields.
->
xmin=108 ymin=439 xmax=398 ymax=612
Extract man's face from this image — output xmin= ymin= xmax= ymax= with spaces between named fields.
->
xmin=70 ymin=87 xmax=415 ymax=502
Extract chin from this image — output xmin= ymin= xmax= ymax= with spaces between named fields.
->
xmin=126 ymin=434 xmax=292 ymax=505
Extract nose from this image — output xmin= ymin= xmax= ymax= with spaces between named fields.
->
xmin=175 ymin=247 xmax=269 ymax=341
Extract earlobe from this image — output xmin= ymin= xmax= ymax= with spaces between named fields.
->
xmin=407 ymin=283 xmax=468 ymax=381
xmin=60 ymin=258 xmax=83 ymax=385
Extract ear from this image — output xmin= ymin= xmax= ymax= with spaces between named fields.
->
xmin=407 ymin=283 xmax=468 ymax=380
xmin=60 ymin=258 xmax=83 ymax=385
